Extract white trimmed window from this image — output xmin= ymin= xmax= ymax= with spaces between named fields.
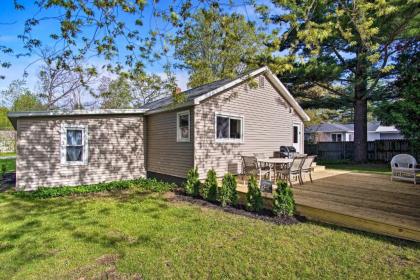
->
xmin=61 ymin=124 xmax=88 ymax=165
xmin=177 ymin=110 xmax=190 ymax=142
xmin=215 ymin=113 xmax=244 ymax=143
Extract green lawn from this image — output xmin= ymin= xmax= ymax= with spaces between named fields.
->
xmin=0 ymin=152 xmax=16 ymax=157
xmin=319 ymin=161 xmax=391 ymax=175
xmin=0 ymin=189 xmax=418 ymax=279
xmin=0 ymin=152 xmax=16 ymax=173
xmin=0 ymin=158 xmax=15 ymax=173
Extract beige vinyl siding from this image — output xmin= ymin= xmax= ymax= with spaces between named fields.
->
xmin=16 ymin=115 xmax=145 ymax=190
xmin=146 ymin=108 xmax=194 ymax=178
xmin=194 ymin=73 xmax=304 ymax=178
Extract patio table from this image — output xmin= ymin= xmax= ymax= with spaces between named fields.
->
xmin=256 ymin=158 xmax=293 ymax=181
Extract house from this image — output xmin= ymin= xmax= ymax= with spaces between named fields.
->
xmin=305 ymin=122 xmax=404 ymax=143
xmin=8 ymin=66 xmax=309 ymax=190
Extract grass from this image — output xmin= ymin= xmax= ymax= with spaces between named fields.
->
xmin=318 ymin=160 xmax=391 ymax=175
xmin=0 ymin=152 xmax=16 ymax=157
xmin=0 ymin=189 xmax=419 ymax=279
xmin=0 ymin=158 xmax=15 ymax=173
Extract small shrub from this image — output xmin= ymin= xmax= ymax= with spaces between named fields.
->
xmin=246 ymin=175 xmax=263 ymax=212
xmin=184 ymin=167 xmax=200 ymax=197
xmin=219 ymin=173 xmax=238 ymax=207
xmin=201 ymin=169 xmax=218 ymax=202
xmin=273 ymin=180 xmax=295 ymax=216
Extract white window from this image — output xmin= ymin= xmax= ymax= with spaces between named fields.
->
xmin=177 ymin=110 xmax=190 ymax=142
xmin=61 ymin=124 xmax=88 ymax=165
xmin=332 ymin=133 xmax=342 ymax=142
xmin=215 ymin=113 xmax=244 ymax=143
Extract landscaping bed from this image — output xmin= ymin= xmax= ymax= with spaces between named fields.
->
xmin=167 ymin=191 xmax=302 ymax=225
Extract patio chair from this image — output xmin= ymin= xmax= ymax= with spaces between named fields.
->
xmin=241 ymin=155 xmax=271 ymax=184
xmin=300 ymin=155 xmax=317 ymax=183
xmin=277 ymin=155 xmax=306 ymax=187
xmin=390 ymin=154 xmax=419 ymax=185
xmin=254 ymin=152 xmax=270 ymax=169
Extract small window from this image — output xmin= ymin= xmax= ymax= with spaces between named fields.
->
xmin=215 ymin=113 xmax=243 ymax=142
xmin=332 ymin=133 xmax=342 ymax=142
xmin=177 ymin=110 xmax=190 ymax=142
xmin=61 ymin=125 xmax=88 ymax=165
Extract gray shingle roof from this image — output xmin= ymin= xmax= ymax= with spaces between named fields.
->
xmin=305 ymin=123 xmax=352 ymax=133
xmin=140 ymin=70 xmax=256 ymax=111
xmin=305 ymin=121 xmax=382 ymax=133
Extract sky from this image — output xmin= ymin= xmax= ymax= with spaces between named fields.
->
xmin=0 ymin=0 xmax=278 ymax=100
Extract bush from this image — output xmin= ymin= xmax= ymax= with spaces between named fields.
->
xmin=184 ymin=167 xmax=200 ymax=197
xmin=273 ymin=180 xmax=295 ymax=216
xmin=246 ymin=175 xmax=263 ymax=212
xmin=219 ymin=173 xmax=238 ymax=207
xmin=14 ymin=178 xmax=176 ymax=199
xmin=201 ymin=169 xmax=218 ymax=202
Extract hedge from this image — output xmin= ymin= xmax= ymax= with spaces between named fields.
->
xmin=14 ymin=177 xmax=176 ymax=199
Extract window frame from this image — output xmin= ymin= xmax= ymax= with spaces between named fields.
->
xmin=214 ymin=112 xmax=244 ymax=143
xmin=331 ymin=133 xmax=342 ymax=142
xmin=176 ymin=110 xmax=191 ymax=143
xmin=60 ymin=124 xmax=88 ymax=165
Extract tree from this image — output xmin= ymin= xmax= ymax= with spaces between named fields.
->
xmin=37 ymin=49 xmax=96 ymax=109
xmin=6 ymin=1 xmax=235 ymax=79
xmin=173 ymin=4 xmax=267 ymax=88
xmin=0 ymin=107 xmax=13 ymax=129
xmin=11 ymin=92 xmax=44 ymax=112
xmin=1 ymin=79 xmax=44 ymax=111
xmin=98 ymin=71 xmax=174 ymax=109
xmin=98 ymin=76 xmax=132 ymax=109
xmin=258 ymin=0 xmax=419 ymax=162
xmin=374 ymin=41 xmax=420 ymax=149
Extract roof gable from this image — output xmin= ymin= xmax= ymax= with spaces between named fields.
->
xmin=144 ymin=67 xmax=310 ymax=121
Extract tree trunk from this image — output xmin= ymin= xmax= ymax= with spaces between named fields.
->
xmin=353 ymin=97 xmax=368 ymax=162
xmin=353 ymin=50 xmax=368 ymax=162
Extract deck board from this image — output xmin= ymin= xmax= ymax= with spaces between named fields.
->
xmin=236 ymin=169 xmax=420 ymax=241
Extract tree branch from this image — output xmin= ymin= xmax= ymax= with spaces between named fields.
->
xmin=313 ymin=82 xmax=347 ymax=97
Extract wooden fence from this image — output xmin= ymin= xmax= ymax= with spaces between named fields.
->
xmin=305 ymin=140 xmax=419 ymax=162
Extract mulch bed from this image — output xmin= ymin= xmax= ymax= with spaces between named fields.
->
xmin=166 ymin=191 xmax=303 ymax=225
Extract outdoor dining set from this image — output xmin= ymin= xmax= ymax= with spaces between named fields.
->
xmin=241 ymin=153 xmax=316 ymax=187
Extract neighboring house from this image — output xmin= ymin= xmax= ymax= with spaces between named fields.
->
xmin=8 ymin=66 xmax=309 ymax=190
xmin=305 ymin=122 xmax=404 ymax=143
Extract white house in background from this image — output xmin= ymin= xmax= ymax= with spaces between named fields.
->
xmin=305 ymin=122 xmax=404 ymax=143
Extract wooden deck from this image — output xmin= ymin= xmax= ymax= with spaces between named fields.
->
xmin=236 ymin=170 xmax=420 ymax=242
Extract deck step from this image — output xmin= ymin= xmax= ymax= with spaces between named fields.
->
xmin=295 ymin=196 xmax=420 ymax=242
xmin=294 ymin=188 xmax=420 ymax=218
xmin=313 ymin=165 xmax=325 ymax=171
